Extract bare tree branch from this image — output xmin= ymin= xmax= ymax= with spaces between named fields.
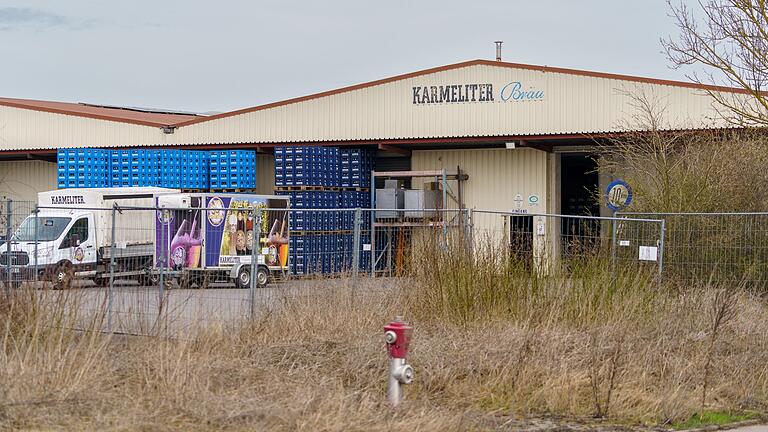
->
xmin=663 ymin=0 xmax=768 ymax=127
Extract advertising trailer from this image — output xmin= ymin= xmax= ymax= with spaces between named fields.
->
xmin=156 ymin=193 xmax=290 ymax=288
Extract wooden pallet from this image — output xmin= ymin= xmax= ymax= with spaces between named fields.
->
xmin=289 ymin=230 xmax=354 ymax=236
xmin=275 ymin=185 xmax=338 ymax=191
xmin=339 ymin=187 xmax=370 ymax=192
xmin=274 ymin=186 xmax=370 ymax=192
xmin=210 ymin=188 xmax=259 ymax=193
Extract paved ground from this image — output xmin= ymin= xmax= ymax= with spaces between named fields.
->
xmin=731 ymin=427 xmax=768 ymax=432
xmin=45 ymin=276 xmax=397 ymax=336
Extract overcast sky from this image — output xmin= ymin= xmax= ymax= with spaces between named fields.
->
xmin=0 ymin=1 xmax=699 ymax=114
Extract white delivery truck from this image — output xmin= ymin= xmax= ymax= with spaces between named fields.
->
xmin=3 ymin=187 xmax=179 ymax=287
xmin=2 ymin=188 xmax=291 ymax=289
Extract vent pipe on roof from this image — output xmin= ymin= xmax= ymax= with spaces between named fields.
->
xmin=494 ymin=41 xmax=503 ymax=61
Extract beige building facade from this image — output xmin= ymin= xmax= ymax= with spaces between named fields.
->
xmin=0 ymin=59 xmax=748 ymax=209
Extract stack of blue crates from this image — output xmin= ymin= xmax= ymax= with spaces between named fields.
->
xmin=130 ymin=149 xmax=160 ymax=187
xmin=159 ymin=150 xmax=183 ymax=188
xmin=275 ymin=146 xmax=340 ymax=187
xmin=159 ymin=150 xmax=212 ymax=189
xmin=110 ymin=150 xmax=131 ymax=187
xmin=276 ymin=191 xmax=340 ymax=231
xmin=274 ymin=146 xmax=375 ymax=276
xmin=210 ymin=150 xmax=257 ymax=190
xmin=57 ymin=148 xmax=110 ymax=188
xmin=278 ymin=189 xmax=373 ymax=276
xmin=339 ymin=191 xmax=371 ymax=230
xmin=288 ymin=234 xmax=356 ymax=275
xmin=340 ymin=148 xmax=374 ymax=188
xmin=183 ymin=150 xmax=210 ymax=189
xmin=58 ymin=148 xmax=232 ymax=190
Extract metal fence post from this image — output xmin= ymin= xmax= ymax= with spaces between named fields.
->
xmin=352 ymin=208 xmax=361 ymax=276
xmin=33 ymin=206 xmax=39 ymax=283
xmin=658 ymin=219 xmax=666 ymax=281
xmin=371 ymin=203 xmax=376 ymax=279
xmin=467 ymin=208 xmax=474 ymax=253
xmin=5 ymin=199 xmax=12 ymax=293
xmin=370 ymin=174 xmax=376 ymax=279
xmin=108 ymin=205 xmax=117 ymax=333
xmin=249 ymin=208 xmax=261 ymax=320
xmin=610 ymin=213 xmax=618 ymax=279
xmin=158 ymin=205 xmax=166 ymax=319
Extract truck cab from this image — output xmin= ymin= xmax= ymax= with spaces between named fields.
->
xmin=5 ymin=210 xmax=96 ymax=284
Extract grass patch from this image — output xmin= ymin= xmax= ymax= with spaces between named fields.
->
xmin=671 ymin=410 xmax=758 ymax=430
xmin=2 ymin=239 xmax=768 ymax=430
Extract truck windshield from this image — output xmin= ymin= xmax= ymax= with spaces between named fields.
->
xmin=13 ymin=217 xmax=71 ymax=242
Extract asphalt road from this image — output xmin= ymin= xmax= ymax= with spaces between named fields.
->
xmin=45 ymin=276 xmax=396 ymax=336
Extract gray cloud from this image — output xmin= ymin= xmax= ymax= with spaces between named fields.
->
xmin=0 ymin=7 xmax=67 ymax=31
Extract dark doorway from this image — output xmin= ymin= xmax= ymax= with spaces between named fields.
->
xmin=508 ymin=215 xmax=533 ymax=269
xmin=560 ymin=154 xmax=599 ymax=216
xmin=560 ymin=154 xmax=601 ymax=261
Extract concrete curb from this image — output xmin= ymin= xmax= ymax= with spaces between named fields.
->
xmin=682 ymin=419 xmax=763 ymax=431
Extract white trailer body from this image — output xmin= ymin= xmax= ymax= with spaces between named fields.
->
xmin=39 ymin=187 xmax=178 ymax=247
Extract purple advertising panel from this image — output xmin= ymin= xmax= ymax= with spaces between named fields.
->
xmin=204 ymin=195 xmax=289 ymax=268
xmin=155 ymin=196 xmax=204 ymax=269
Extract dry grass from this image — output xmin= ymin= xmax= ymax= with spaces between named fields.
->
xmin=1 ymin=249 xmax=768 ymax=430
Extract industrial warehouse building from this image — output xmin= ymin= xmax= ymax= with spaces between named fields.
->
xmin=0 ymin=59 xmax=747 ymax=217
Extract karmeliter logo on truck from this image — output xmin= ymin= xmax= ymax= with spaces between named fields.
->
xmin=51 ymin=195 xmax=86 ymax=205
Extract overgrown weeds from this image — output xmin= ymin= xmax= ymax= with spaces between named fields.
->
xmin=0 ymin=241 xmax=766 ymax=430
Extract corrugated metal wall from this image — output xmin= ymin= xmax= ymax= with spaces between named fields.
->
xmin=411 ymin=148 xmax=548 ymax=212
xmin=0 ymin=160 xmax=56 ymax=202
xmin=169 ymin=64 xmax=731 ymax=146
xmin=256 ymin=154 xmax=275 ymax=195
xmin=0 ymin=63 xmax=738 ymax=151
xmin=0 ymin=105 xmax=166 ymax=150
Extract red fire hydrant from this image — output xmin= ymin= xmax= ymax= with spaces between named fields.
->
xmin=384 ymin=316 xmax=413 ymax=407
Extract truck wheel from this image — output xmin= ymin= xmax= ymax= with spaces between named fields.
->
xmin=93 ymin=276 xmax=110 ymax=288
xmin=236 ymin=266 xmax=251 ymax=289
xmin=190 ymin=274 xmax=209 ymax=289
xmin=53 ymin=263 xmax=73 ymax=289
xmin=145 ymin=273 xmax=174 ymax=289
xmin=139 ymin=275 xmax=154 ymax=286
xmin=256 ymin=267 xmax=269 ymax=288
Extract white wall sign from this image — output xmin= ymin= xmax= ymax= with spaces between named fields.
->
xmin=639 ymin=246 xmax=658 ymax=262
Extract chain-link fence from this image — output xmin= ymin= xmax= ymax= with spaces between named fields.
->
xmin=618 ymin=212 xmax=768 ymax=288
xmin=468 ymin=210 xmax=666 ymax=277
xmin=21 ymin=197 xmax=768 ymax=335
xmin=365 ymin=208 xmax=470 ymax=277
xmin=0 ymin=199 xmax=37 ymax=290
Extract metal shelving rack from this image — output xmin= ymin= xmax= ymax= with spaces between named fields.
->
xmin=369 ymin=167 xmax=469 ymax=277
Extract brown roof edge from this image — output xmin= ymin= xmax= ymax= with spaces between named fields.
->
xmin=171 ymin=59 xmax=761 ymax=128
xmin=0 ymin=98 xmax=196 ymax=127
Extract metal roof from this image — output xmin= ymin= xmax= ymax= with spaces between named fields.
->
xmin=0 ymin=97 xmax=199 ymax=127
xmin=172 ymin=59 xmax=756 ymax=127
xmin=0 ymin=59 xmax=758 ymax=153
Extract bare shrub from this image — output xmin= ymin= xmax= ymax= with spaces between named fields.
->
xmin=1 ymin=247 xmax=767 ymax=429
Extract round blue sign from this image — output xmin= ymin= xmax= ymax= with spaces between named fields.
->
xmin=605 ymin=179 xmax=633 ymax=212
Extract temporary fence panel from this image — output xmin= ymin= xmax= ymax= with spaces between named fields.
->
xmin=618 ymin=212 xmax=768 ymax=288
xmin=0 ymin=198 xmax=670 ymax=335
xmin=468 ymin=210 xmax=666 ymax=277
xmin=365 ymin=208 xmax=470 ymax=277
xmin=1 ymin=200 xmax=37 ymax=290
